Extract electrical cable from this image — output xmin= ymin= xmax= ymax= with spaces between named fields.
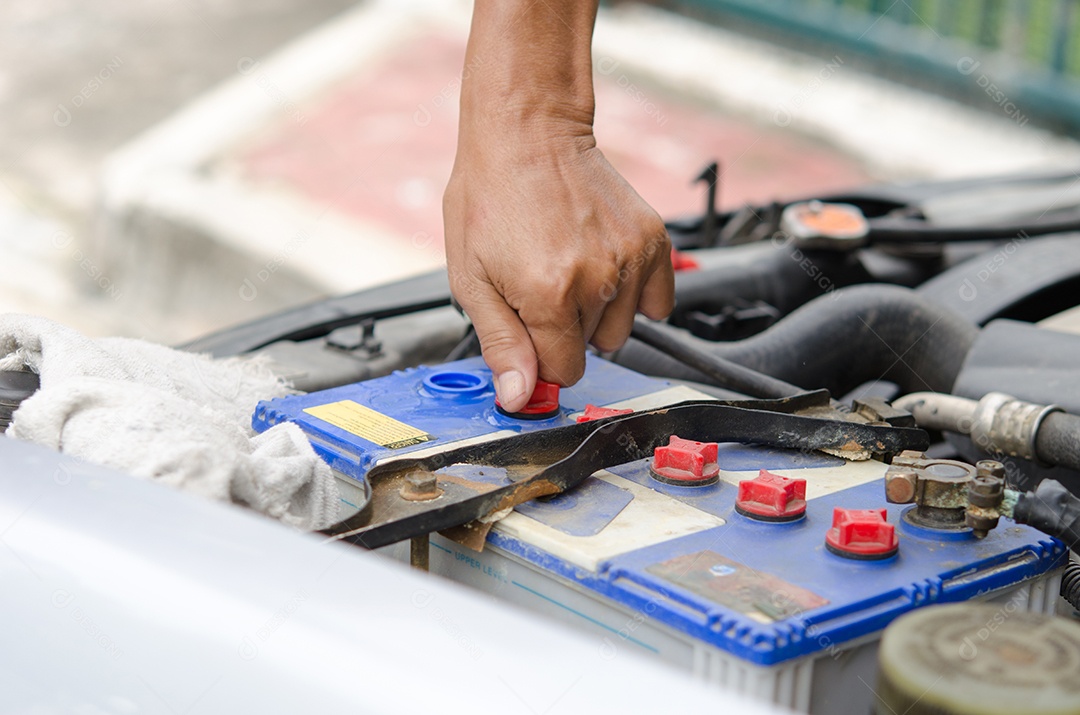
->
xmin=1013 ymin=479 xmax=1080 ymax=552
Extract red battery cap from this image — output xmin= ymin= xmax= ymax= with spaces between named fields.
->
xmin=825 ymin=508 xmax=898 ymax=560
xmin=736 ymin=470 xmax=807 ymax=522
xmin=671 ymin=248 xmax=700 ymax=272
xmin=650 ymin=435 xmax=720 ymax=487
xmin=495 ymin=380 xmax=561 ymax=420
xmin=576 ymin=404 xmax=634 ymax=423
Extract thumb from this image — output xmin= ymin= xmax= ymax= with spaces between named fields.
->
xmin=457 ymin=279 xmax=538 ymax=413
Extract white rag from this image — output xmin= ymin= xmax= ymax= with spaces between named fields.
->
xmin=0 ymin=314 xmax=339 ymax=530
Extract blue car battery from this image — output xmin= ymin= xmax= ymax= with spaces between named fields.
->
xmin=254 ymin=355 xmax=1067 ymax=714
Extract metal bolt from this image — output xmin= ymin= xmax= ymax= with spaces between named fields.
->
xmin=966 ymin=466 xmax=1005 ymax=539
xmin=976 ymin=460 xmax=1006 ymax=480
xmin=970 ymin=476 xmax=1004 ymax=496
xmin=410 ymin=534 xmax=430 ymax=571
xmin=885 ymin=469 xmax=918 ymax=503
xmin=965 ymin=510 xmax=999 ymax=540
xmin=967 ymin=474 xmax=1004 ymax=509
xmin=399 ymin=471 xmax=442 ymax=501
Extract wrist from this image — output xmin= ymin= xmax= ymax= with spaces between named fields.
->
xmin=461 ymin=83 xmax=594 ymax=134
xmin=458 ymin=93 xmax=595 ymax=157
xmin=459 ymin=0 xmax=598 ymax=140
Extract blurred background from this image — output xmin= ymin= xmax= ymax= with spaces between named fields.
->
xmin=5 ymin=0 xmax=1080 ymax=345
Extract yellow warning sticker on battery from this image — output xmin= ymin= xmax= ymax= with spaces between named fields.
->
xmin=303 ymin=400 xmax=434 ymax=450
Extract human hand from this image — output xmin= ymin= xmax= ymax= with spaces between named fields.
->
xmin=444 ymin=120 xmax=674 ymax=413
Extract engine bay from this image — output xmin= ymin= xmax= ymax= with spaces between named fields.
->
xmin=11 ymin=167 xmax=1080 ymax=714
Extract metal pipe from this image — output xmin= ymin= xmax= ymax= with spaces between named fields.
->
xmin=892 ymin=392 xmax=976 ymax=434
xmin=895 ymin=391 xmax=1078 ymax=470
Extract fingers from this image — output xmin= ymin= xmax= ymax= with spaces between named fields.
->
xmin=589 ymin=276 xmax=639 ymax=352
xmin=638 ymin=246 xmax=676 ymax=320
xmin=444 ymin=143 xmax=674 ymax=398
xmin=457 ymin=243 xmax=672 ymax=402
xmin=526 ymin=302 xmax=588 ymax=388
xmin=454 ymin=276 xmax=538 ymax=413
xmin=590 ymin=227 xmax=674 ymax=350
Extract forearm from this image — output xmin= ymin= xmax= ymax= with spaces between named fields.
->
xmin=461 ymin=0 xmax=600 ymax=135
xmin=446 ymin=0 xmax=672 ymax=409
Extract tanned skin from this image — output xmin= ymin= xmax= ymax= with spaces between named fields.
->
xmin=444 ymin=0 xmax=675 ymax=412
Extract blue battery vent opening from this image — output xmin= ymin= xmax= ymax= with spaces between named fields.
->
xmin=422 ymin=370 xmax=490 ymax=397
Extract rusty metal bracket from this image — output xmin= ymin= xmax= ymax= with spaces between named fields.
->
xmin=323 ymin=396 xmax=928 ymax=550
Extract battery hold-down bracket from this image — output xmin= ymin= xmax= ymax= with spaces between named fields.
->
xmin=324 ymin=395 xmax=929 ymax=550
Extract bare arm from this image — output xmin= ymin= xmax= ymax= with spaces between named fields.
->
xmin=444 ymin=0 xmax=674 ymax=412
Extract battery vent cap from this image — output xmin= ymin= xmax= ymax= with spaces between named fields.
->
xmin=736 ymin=470 xmax=807 ymax=522
xmin=825 ymin=507 xmax=898 ymax=560
xmin=670 ymin=248 xmax=700 ymax=272
xmin=496 ymin=380 xmax=560 ymax=420
xmin=650 ymin=436 xmax=720 ymax=487
xmin=576 ymin=405 xmax=633 ymax=423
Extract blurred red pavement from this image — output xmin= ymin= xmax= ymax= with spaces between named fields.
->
xmin=237 ymin=31 xmax=870 ymax=253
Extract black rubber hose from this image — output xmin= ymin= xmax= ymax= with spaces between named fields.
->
xmin=918 ymin=235 xmax=1080 ymax=326
xmin=1014 ymin=479 xmax=1080 ymax=551
xmin=867 ymin=211 xmax=1080 ymax=243
xmin=1036 ymin=412 xmax=1080 ymax=473
xmin=630 ymin=318 xmax=803 ymax=399
xmin=672 ymin=249 xmax=810 ymax=318
xmin=672 ymin=242 xmax=875 ymax=320
xmin=615 ymin=285 xmax=978 ymax=396
xmin=1062 ymin=563 xmax=1080 ymax=612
